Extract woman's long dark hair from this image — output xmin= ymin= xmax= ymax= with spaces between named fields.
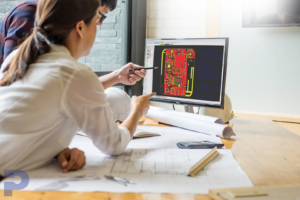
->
xmin=1 ymin=0 xmax=100 ymax=86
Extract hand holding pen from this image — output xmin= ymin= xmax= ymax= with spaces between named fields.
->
xmin=116 ymin=63 xmax=158 ymax=86
xmin=116 ymin=63 xmax=147 ymax=85
xmin=128 ymin=67 xmax=158 ymax=72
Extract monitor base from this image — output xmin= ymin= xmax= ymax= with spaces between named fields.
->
xmin=184 ymin=105 xmax=194 ymax=113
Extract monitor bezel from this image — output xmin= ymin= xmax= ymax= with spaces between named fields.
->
xmin=144 ymin=37 xmax=229 ymax=109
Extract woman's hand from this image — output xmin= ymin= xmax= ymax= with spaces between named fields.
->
xmin=56 ymin=148 xmax=86 ymax=173
xmin=120 ymin=92 xmax=156 ymax=137
xmin=131 ymin=92 xmax=156 ymax=116
xmin=99 ymin=63 xmax=146 ymax=89
xmin=116 ymin=63 xmax=146 ymax=85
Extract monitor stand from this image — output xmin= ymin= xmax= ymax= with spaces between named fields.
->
xmin=184 ymin=105 xmax=194 ymax=113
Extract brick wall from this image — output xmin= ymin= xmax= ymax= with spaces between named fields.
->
xmin=146 ymin=0 xmax=208 ymax=38
xmin=0 ymin=0 xmax=124 ymax=73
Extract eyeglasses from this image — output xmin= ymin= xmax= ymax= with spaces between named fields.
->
xmin=98 ymin=11 xmax=107 ymax=24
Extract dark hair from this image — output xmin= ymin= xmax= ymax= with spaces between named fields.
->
xmin=1 ymin=0 xmax=100 ymax=86
xmin=100 ymin=0 xmax=117 ymax=11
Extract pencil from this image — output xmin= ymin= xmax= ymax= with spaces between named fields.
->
xmin=128 ymin=67 xmax=158 ymax=72
xmin=187 ymin=147 xmax=219 ymax=177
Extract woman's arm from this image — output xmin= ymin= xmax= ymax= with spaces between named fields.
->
xmin=120 ymin=93 xmax=156 ymax=137
xmin=99 ymin=62 xmax=146 ymax=89
xmin=62 ymin=68 xmax=137 ymax=156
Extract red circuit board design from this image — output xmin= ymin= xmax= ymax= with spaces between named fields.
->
xmin=162 ymin=49 xmax=195 ymax=97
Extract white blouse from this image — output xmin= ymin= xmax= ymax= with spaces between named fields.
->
xmin=0 ymin=44 xmax=131 ymax=175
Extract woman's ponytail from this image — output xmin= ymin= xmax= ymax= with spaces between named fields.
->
xmin=0 ymin=27 xmax=51 ymax=86
xmin=33 ymin=27 xmax=51 ymax=54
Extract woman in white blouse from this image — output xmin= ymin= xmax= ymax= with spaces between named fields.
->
xmin=0 ymin=0 xmax=155 ymax=176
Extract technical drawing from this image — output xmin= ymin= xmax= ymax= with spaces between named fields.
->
xmin=160 ymin=48 xmax=195 ymax=97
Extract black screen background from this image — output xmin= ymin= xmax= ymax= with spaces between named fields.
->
xmin=152 ymin=45 xmax=224 ymax=102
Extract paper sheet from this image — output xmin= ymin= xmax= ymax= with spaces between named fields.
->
xmin=77 ymin=127 xmax=161 ymax=138
xmin=144 ymin=106 xmax=236 ymax=138
xmin=0 ymin=127 xmax=252 ymax=194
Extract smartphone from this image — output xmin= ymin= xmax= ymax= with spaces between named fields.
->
xmin=177 ymin=141 xmax=224 ymax=149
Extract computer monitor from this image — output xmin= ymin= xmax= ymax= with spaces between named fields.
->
xmin=143 ymin=38 xmax=229 ymax=109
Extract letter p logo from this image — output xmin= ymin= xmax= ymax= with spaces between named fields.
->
xmin=4 ymin=170 xmax=29 ymax=196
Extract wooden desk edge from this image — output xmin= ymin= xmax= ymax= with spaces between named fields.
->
xmin=209 ymin=185 xmax=300 ymax=200
xmin=0 ymin=190 xmax=213 ymax=200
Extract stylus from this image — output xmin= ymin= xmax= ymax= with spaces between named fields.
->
xmin=128 ymin=67 xmax=158 ymax=72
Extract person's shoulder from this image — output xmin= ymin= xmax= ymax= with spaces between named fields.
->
xmin=34 ymin=51 xmax=99 ymax=91
xmin=15 ymin=0 xmax=38 ymax=10
xmin=6 ymin=0 xmax=37 ymax=19
xmin=35 ymin=44 xmax=97 ymax=80
xmin=63 ymin=59 xmax=95 ymax=76
xmin=39 ymin=55 xmax=90 ymax=72
xmin=0 ymin=1 xmax=36 ymax=27
xmin=65 ymin=60 xmax=98 ymax=82
xmin=9 ymin=1 xmax=37 ymax=13
xmin=40 ymin=51 xmax=95 ymax=76
xmin=58 ymin=59 xmax=102 ymax=92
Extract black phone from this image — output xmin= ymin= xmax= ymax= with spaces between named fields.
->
xmin=177 ymin=141 xmax=224 ymax=149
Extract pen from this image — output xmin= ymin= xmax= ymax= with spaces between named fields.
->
xmin=128 ymin=67 xmax=158 ymax=72
xmin=187 ymin=147 xmax=219 ymax=177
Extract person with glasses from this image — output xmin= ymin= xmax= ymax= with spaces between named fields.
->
xmin=0 ymin=0 xmax=146 ymax=87
xmin=0 ymin=0 xmax=148 ymax=175
xmin=0 ymin=0 xmax=155 ymax=176
xmin=98 ymin=10 xmax=107 ymax=25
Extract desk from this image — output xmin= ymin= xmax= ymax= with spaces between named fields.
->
xmin=1 ymin=117 xmax=300 ymax=200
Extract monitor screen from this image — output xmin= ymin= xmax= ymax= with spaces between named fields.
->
xmin=143 ymin=38 xmax=229 ymax=109
xmin=243 ymin=0 xmax=300 ymax=27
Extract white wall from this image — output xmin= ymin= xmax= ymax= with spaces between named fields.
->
xmin=220 ymin=0 xmax=300 ymax=115
xmin=146 ymin=0 xmax=207 ymax=38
